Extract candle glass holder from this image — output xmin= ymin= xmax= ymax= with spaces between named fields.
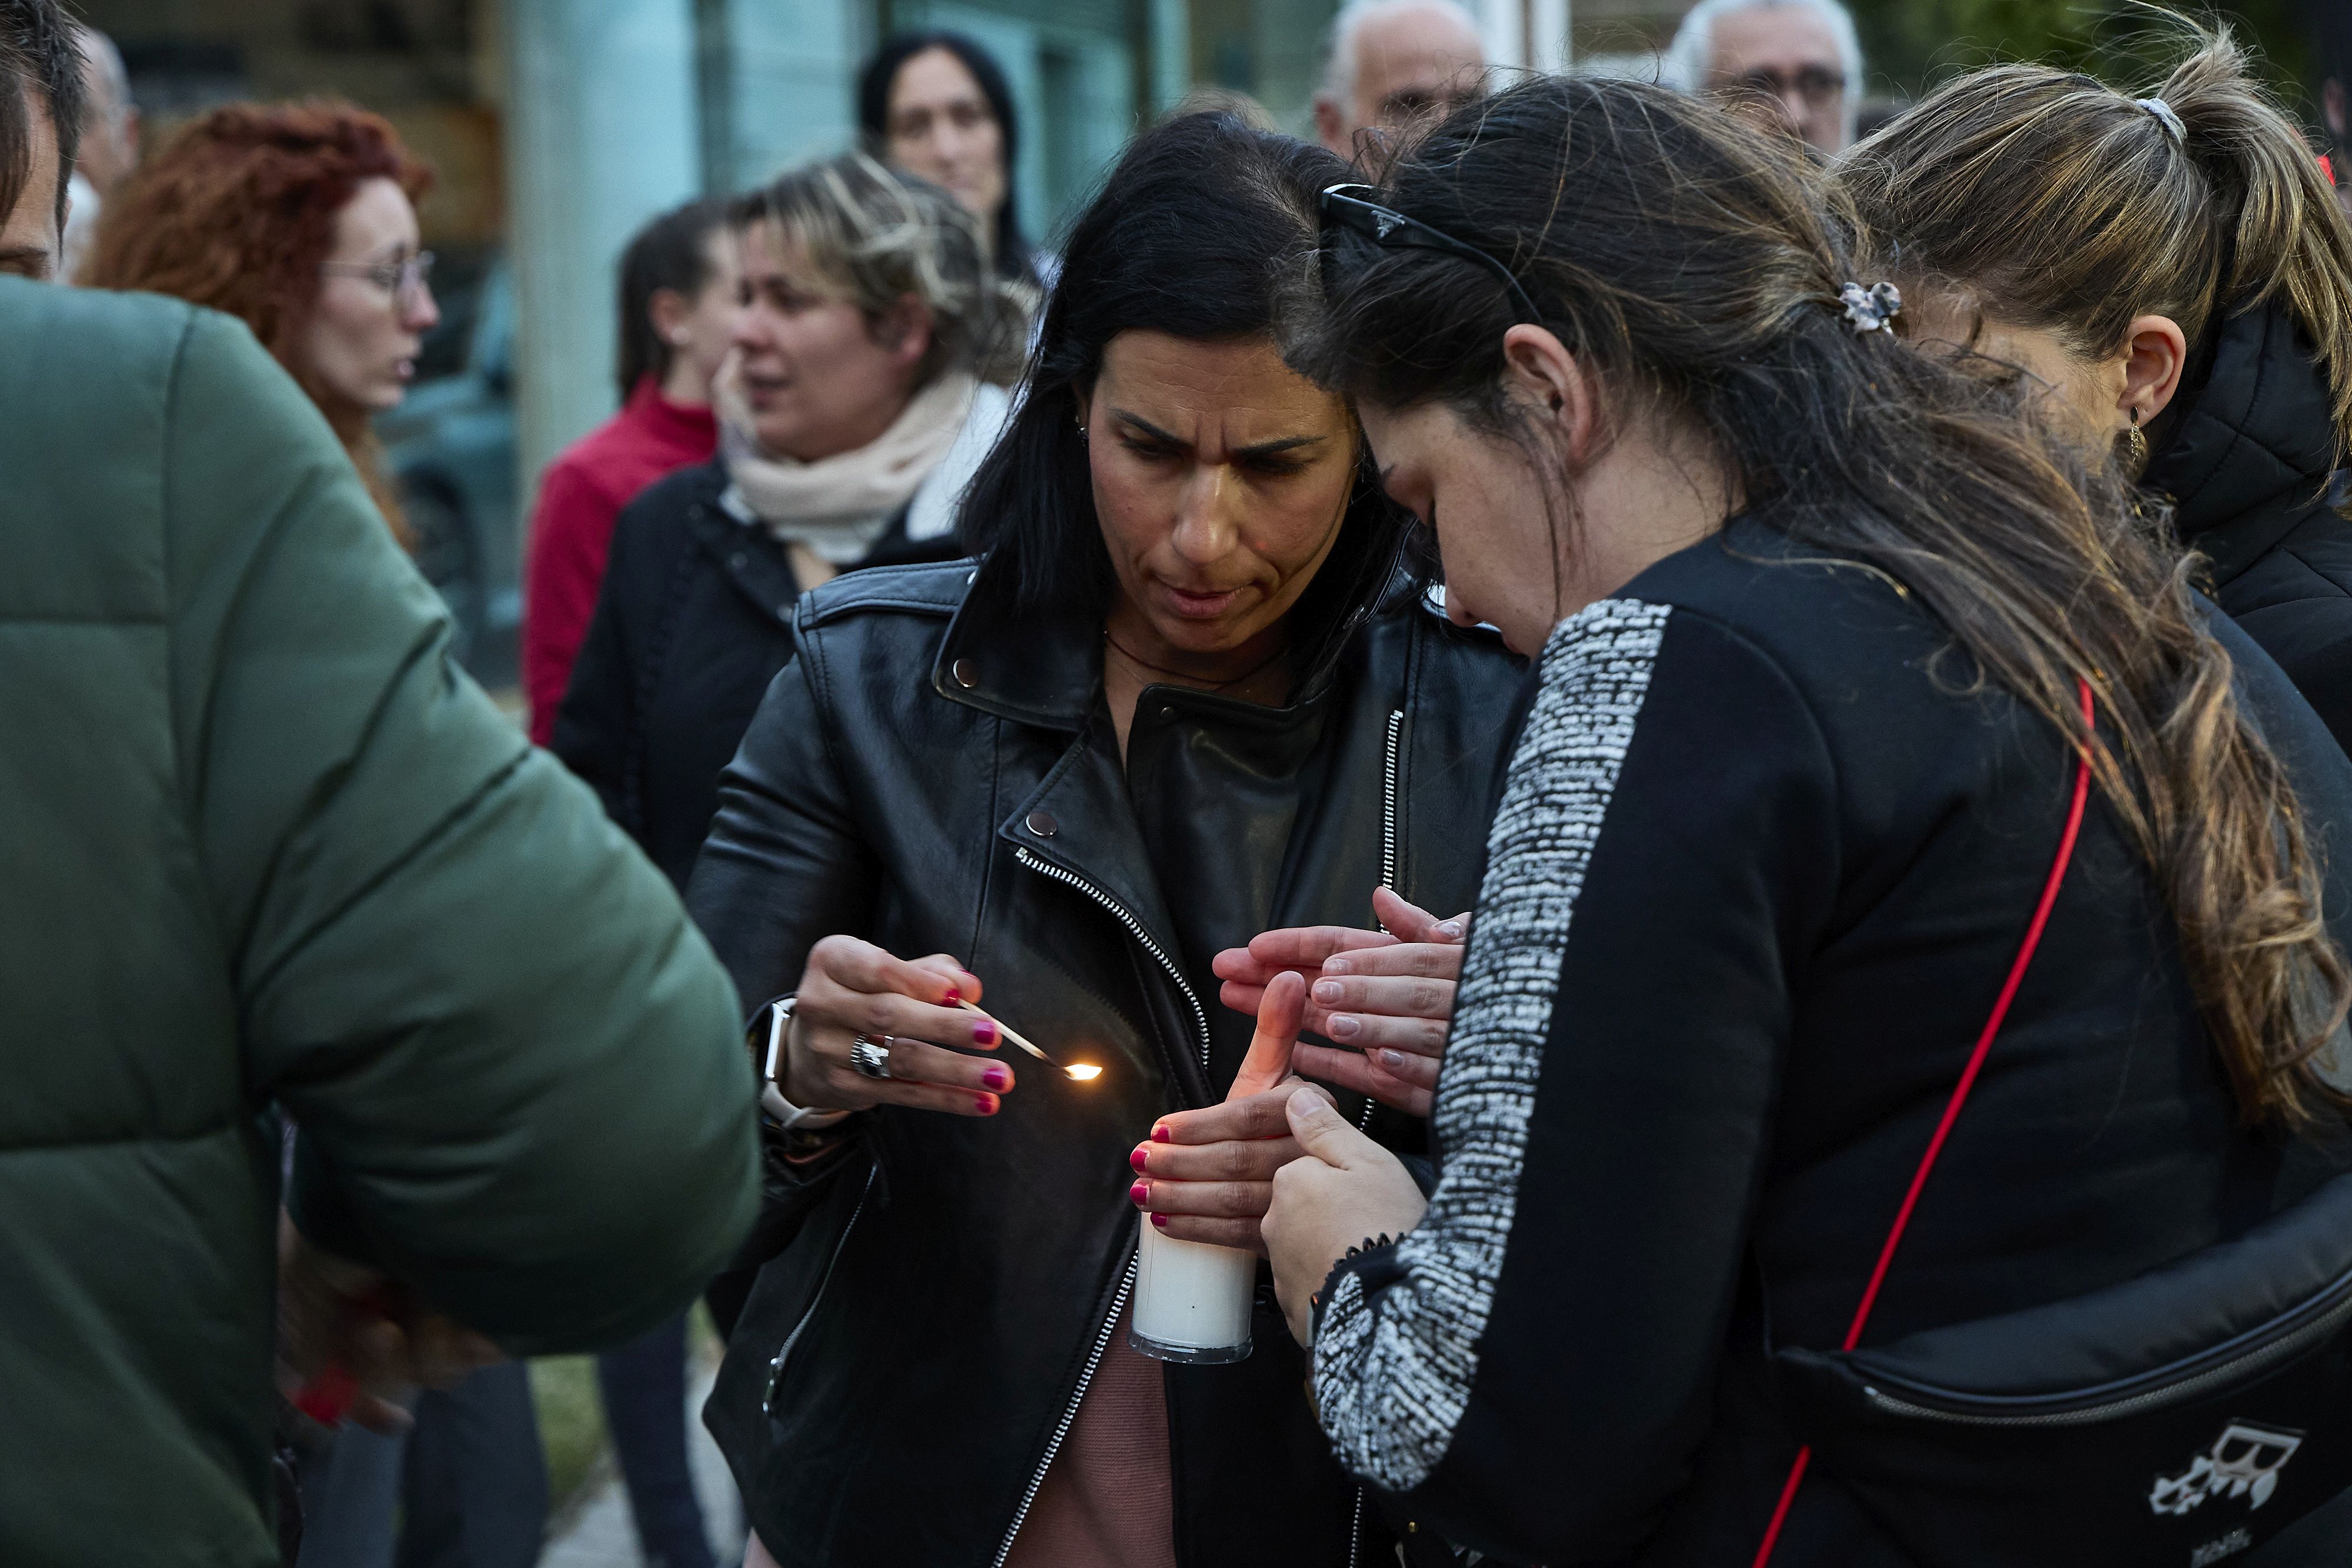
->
xmin=1128 ymin=1211 xmax=1255 ymax=1364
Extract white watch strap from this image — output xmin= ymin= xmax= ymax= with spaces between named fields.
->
xmin=760 ymin=997 xmax=852 ymax=1131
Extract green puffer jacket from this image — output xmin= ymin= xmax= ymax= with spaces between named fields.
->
xmin=0 ymin=279 xmax=760 ymax=1563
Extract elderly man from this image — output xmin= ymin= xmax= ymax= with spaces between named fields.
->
xmin=61 ymin=22 xmax=135 ymax=278
xmin=1662 ymin=0 xmax=1862 ymax=155
xmin=1313 ymin=0 xmax=1486 ymax=163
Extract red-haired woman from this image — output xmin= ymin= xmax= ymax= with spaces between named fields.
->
xmin=83 ymin=101 xmax=439 ymax=541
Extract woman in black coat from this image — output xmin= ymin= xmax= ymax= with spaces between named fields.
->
xmin=1836 ymin=32 xmax=2352 ymax=751
xmin=685 ymin=115 xmax=1524 ymax=1568
xmin=553 ymin=152 xmax=1015 ymax=886
xmin=1261 ymin=75 xmax=2352 ymax=1567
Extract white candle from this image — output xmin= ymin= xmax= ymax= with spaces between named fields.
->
xmin=1128 ymin=1212 xmax=1255 ymax=1363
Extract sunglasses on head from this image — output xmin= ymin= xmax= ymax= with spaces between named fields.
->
xmin=1317 ymin=183 xmax=1542 ymax=325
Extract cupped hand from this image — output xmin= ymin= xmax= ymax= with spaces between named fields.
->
xmin=1129 ymin=971 xmax=1334 ymax=1254
xmin=787 ymin=935 xmax=1011 ymax=1116
xmin=277 ymin=1215 xmax=502 ymax=1435
xmin=1212 ymin=888 xmax=1467 ymax=1118
xmin=1262 ymin=1088 xmax=1430 ymax=1346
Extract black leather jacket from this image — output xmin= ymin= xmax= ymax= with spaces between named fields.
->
xmin=687 ymin=551 xmax=1524 ymax=1568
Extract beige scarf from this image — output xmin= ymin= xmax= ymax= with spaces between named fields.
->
xmin=716 ymin=363 xmax=981 ymax=563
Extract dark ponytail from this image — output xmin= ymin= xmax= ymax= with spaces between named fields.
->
xmin=614 ymin=196 xmax=730 ymax=402
xmin=1301 ymin=73 xmax=2352 ymax=1128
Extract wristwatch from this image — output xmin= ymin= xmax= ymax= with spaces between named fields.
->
xmin=758 ymin=996 xmax=853 ymax=1131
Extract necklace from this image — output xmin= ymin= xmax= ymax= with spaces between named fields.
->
xmin=1102 ymin=627 xmax=1289 ymax=694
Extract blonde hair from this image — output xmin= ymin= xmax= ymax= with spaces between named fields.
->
xmin=733 ymin=150 xmax=1031 ymax=386
xmin=1839 ymin=22 xmax=2352 ymax=468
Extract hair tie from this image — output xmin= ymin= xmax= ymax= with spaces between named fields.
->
xmin=1839 ymin=280 xmax=1903 ymax=334
xmin=2136 ymin=97 xmax=2186 ymax=146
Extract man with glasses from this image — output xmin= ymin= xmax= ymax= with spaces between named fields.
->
xmin=1661 ymin=0 xmax=1863 ymax=156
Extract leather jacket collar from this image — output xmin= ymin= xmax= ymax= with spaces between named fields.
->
xmin=928 ymin=543 xmax=1412 ymax=730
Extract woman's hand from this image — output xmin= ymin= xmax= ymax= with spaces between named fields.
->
xmin=1263 ymin=1088 xmax=1430 ymax=1346
xmin=277 ymin=1215 xmax=502 ymax=1434
xmin=1212 ymin=888 xmax=1467 ymax=1118
xmin=786 ymin=935 xmax=1012 ymax=1116
xmin=1130 ymin=972 xmax=1334 ymax=1254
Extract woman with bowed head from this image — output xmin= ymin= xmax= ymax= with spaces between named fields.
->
xmin=1837 ymin=26 xmax=2352 ymax=751
xmin=686 ymin=112 xmax=1522 ymax=1568
xmin=1261 ymin=74 xmax=2352 ymax=1566
xmin=524 ymin=197 xmax=740 ymax=744
xmin=84 ymin=101 xmax=437 ymax=541
xmin=553 ymin=154 xmax=1015 ymax=892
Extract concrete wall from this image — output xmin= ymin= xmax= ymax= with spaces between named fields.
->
xmin=502 ymin=0 xmax=702 ymax=486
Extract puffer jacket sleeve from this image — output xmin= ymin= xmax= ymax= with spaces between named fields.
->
xmin=162 ymin=307 xmax=759 ymax=1354
xmin=1308 ymin=599 xmax=1839 ymax=1563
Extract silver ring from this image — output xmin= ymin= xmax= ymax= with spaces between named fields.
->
xmin=850 ymin=1034 xmax=894 ymax=1081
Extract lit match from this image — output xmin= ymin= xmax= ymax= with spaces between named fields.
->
xmin=956 ymin=999 xmax=1101 ymax=1082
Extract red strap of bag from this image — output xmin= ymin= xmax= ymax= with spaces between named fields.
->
xmin=1751 ymin=679 xmax=2096 ymax=1567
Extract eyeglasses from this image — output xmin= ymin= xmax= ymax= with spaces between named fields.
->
xmin=1722 ymin=66 xmax=1846 ymax=109
xmin=320 ymin=250 xmax=436 ymax=299
xmin=1318 ymin=184 xmax=1541 ymax=325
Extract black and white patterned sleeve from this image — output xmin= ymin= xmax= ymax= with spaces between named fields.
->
xmin=1310 ymin=597 xmax=1841 ymax=1562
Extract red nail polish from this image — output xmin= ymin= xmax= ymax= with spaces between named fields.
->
xmin=1151 ymin=1125 xmax=1171 ymax=1144
xmin=1130 ymin=1180 xmax=1149 ymax=1207
xmin=974 ymin=1093 xmax=997 ymax=1115
xmin=973 ymin=1019 xmax=998 ymax=1046
xmin=1150 ymin=1212 xmax=1170 ymax=1229
xmin=983 ymin=1065 xmax=1010 ymax=1092
xmin=944 ymin=987 xmax=962 ymax=1005
xmin=1130 ymin=1146 xmax=1149 ymax=1172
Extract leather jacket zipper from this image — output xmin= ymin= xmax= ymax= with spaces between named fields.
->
xmin=761 ymin=1163 xmax=877 ymax=1415
xmin=1364 ymin=709 xmax=1407 ymax=1134
xmin=1382 ymin=708 xmax=1403 ymax=892
xmin=993 ymin=1255 xmax=1138 ymax=1567
xmin=1859 ymin=1268 xmax=2352 ymax=1429
xmin=1013 ymin=845 xmax=1213 ymax=1073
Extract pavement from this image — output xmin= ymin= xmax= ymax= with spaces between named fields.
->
xmin=539 ymin=1365 xmax=743 ymax=1568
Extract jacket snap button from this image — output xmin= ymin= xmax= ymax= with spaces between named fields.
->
xmin=1158 ymin=705 xmax=1175 ymax=721
xmin=729 ymin=552 xmax=747 ymax=571
xmin=1025 ymin=810 xmax=1058 ymax=837
xmin=953 ymin=658 xmax=979 ymax=688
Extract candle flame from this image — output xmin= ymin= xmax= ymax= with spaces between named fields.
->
xmin=1064 ymin=1063 xmax=1103 ymax=1082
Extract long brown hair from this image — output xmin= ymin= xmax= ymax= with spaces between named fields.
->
xmin=1299 ymin=74 xmax=2351 ymax=1127
xmin=1835 ymin=24 xmax=2352 ymax=470
xmin=83 ymin=101 xmax=433 ymax=540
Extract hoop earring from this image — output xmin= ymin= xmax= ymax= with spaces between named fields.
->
xmin=1077 ymin=424 xmax=1089 ymax=443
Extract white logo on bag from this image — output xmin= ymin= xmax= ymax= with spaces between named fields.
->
xmin=2189 ymin=1526 xmax=2254 ymax=1567
xmin=2149 ymin=1421 xmax=2304 ymax=1517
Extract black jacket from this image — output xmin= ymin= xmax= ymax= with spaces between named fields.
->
xmin=2146 ymin=302 xmax=2352 ymax=753
xmin=552 ymin=458 xmax=959 ymax=886
xmin=1309 ymin=519 xmax=2352 ymax=1567
xmin=685 ymin=552 xmax=1525 ymax=1568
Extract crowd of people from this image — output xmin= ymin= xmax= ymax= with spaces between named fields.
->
xmin=9 ymin=0 xmax=2352 ymax=1566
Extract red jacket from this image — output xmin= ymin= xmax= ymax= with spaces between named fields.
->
xmin=523 ymin=379 xmax=717 ymax=743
